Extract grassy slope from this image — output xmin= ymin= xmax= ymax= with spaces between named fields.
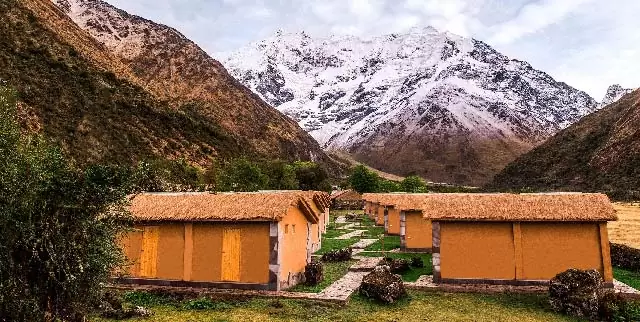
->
xmin=93 ymin=291 xmax=580 ymax=322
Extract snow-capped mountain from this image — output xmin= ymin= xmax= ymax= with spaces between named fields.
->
xmin=220 ymin=28 xmax=600 ymax=185
xmin=599 ymin=84 xmax=635 ymax=108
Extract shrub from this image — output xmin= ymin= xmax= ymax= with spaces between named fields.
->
xmin=599 ymin=292 xmax=640 ymax=322
xmin=321 ymin=248 xmax=353 ymax=262
xmin=381 ymin=257 xmax=410 ymax=274
xmin=549 ymin=268 xmax=606 ymax=320
xmin=610 ymin=243 xmax=640 ymax=271
xmin=410 ymin=256 xmax=425 ymax=268
xmin=304 ymin=259 xmax=324 ymax=286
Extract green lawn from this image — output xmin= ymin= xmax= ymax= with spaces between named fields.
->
xmin=315 ymin=238 xmax=358 ymax=255
xmin=323 ymin=228 xmax=354 ymax=239
xmin=93 ymin=291 xmax=580 ymax=322
xmin=359 ymin=252 xmax=433 ymax=282
xmin=614 ymin=267 xmax=640 ymax=290
xmin=289 ymin=260 xmax=357 ymax=293
xmin=364 ymin=235 xmax=401 ymax=251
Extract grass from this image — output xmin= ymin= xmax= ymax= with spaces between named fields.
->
xmin=322 ymin=228 xmax=354 ymax=239
xmin=614 ymin=267 xmax=640 ymax=290
xmin=364 ymin=235 xmax=402 ymax=251
xmin=93 ymin=290 xmax=580 ymax=322
xmin=315 ymin=238 xmax=358 ymax=255
xmin=359 ymin=252 xmax=433 ymax=282
xmin=289 ymin=260 xmax=357 ymax=293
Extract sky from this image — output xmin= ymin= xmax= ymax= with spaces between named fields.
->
xmin=106 ymin=0 xmax=640 ymax=99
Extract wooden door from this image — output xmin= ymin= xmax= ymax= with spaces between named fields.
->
xmin=140 ymin=226 xmax=159 ymax=278
xmin=221 ymin=227 xmax=241 ymax=281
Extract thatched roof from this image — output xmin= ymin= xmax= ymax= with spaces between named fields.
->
xmin=331 ymin=189 xmax=362 ymax=201
xmin=257 ymin=190 xmax=330 ymax=213
xmin=129 ymin=192 xmax=318 ymax=223
xmin=362 ymin=192 xmax=408 ymax=203
xmin=415 ymin=193 xmax=616 ymax=222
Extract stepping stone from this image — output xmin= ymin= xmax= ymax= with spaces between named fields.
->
xmin=614 ymin=279 xmax=640 ymax=295
xmin=349 ymin=257 xmax=383 ymax=272
xmin=351 ymin=238 xmax=378 ymax=249
xmin=335 ymin=216 xmax=347 ymax=223
xmin=313 ymin=271 xmax=369 ymax=301
xmin=335 ymin=230 xmax=366 ymax=240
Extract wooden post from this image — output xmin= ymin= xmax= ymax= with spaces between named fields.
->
xmin=183 ymin=223 xmax=193 ymax=281
xmin=513 ymin=222 xmax=523 ymax=280
xmin=599 ymin=222 xmax=613 ymax=282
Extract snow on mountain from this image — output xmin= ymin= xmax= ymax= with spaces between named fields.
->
xmin=599 ymin=84 xmax=636 ymax=108
xmin=220 ymin=28 xmax=599 ymax=185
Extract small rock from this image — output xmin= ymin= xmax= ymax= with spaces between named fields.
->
xmin=322 ymin=248 xmax=352 ymax=262
xmin=549 ymin=268 xmax=605 ymax=320
xmin=359 ymin=265 xmax=407 ymax=303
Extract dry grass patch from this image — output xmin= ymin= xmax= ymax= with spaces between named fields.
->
xmin=609 ymin=203 xmax=640 ymax=249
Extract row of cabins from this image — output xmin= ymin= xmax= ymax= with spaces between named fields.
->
xmin=363 ymin=193 xmax=617 ymax=286
xmin=118 ymin=191 xmax=330 ymax=291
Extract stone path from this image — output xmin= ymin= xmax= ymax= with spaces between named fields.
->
xmin=349 ymin=257 xmax=383 ymax=272
xmin=335 ymin=230 xmax=366 ymax=239
xmin=313 ymin=271 xmax=369 ymax=301
xmin=335 ymin=216 xmax=347 ymax=224
xmin=350 ymin=238 xmax=378 ymax=249
xmin=614 ymin=279 xmax=640 ymax=296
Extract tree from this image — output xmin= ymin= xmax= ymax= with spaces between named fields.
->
xmin=0 ymin=86 xmax=131 ymax=321
xmin=292 ymin=161 xmax=330 ymax=191
xmin=379 ymin=179 xmax=401 ymax=192
xmin=262 ymin=160 xmax=299 ymax=190
xmin=217 ymin=158 xmax=269 ymax=192
xmin=349 ymin=165 xmax=380 ymax=193
xmin=401 ymin=175 xmax=428 ymax=193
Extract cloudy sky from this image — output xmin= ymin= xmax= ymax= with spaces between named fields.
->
xmin=107 ymin=0 xmax=639 ymax=99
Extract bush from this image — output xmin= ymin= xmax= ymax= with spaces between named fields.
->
xmin=610 ymin=243 xmax=640 ymax=271
xmin=599 ymin=292 xmax=640 ymax=322
xmin=0 ymin=86 xmax=131 ymax=321
xmin=321 ymin=248 xmax=353 ymax=262
xmin=304 ymin=259 xmax=324 ymax=286
xmin=381 ymin=257 xmax=410 ymax=274
xmin=410 ymin=256 xmax=425 ymax=268
xmin=401 ymin=175 xmax=427 ymax=193
xmin=359 ymin=265 xmax=407 ymax=303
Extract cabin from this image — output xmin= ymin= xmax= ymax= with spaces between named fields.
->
xmin=118 ymin=192 xmax=319 ymax=291
xmin=380 ymin=194 xmax=433 ymax=252
xmin=425 ymin=193 xmax=617 ymax=286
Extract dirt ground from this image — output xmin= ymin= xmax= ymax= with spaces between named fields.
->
xmin=609 ymin=203 xmax=640 ymax=249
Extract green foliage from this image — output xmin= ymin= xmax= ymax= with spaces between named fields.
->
xmin=217 ymin=158 xmax=269 ymax=192
xmin=182 ymin=298 xmax=233 ymax=310
xmin=0 ymin=86 xmax=131 ymax=321
xmin=122 ymin=291 xmax=171 ymax=307
xmin=291 ymin=161 xmax=331 ymax=191
xmin=401 ymin=175 xmax=427 ymax=193
xmin=261 ymin=160 xmax=299 ymax=190
xmin=349 ymin=165 xmax=380 ymax=193
xmin=378 ymin=179 xmax=401 ymax=193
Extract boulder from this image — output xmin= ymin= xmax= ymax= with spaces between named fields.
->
xmin=381 ymin=257 xmax=410 ymax=273
xmin=304 ymin=259 xmax=324 ymax=285
xmin=359 ymin=265 xmax=407 ymax=303
xmin=549 ymin=268 xmax=605 ymax=320
xmin=321 ymin=248 xmax=352 ymax=262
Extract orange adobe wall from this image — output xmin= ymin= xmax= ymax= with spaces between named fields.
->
xmin=120 ymin=227 xmax=143 ymax=276
xmin=279 ymin=206 xmax=311 ymax=287
xmin=156 ymin=224 xmax=185 ymax=280
xmin=437 ymin=221 xmax=612 ymax=282
xmin=376 ymin=205 xmax=385 ymax=226
xmin=387 ymin=207 xmax=401 ymax=235
xmin=191 ymin=222 xmax=269 ymax=283
xmin=404 ymin=211 xmax=432 ymax=249
xmin=520 ymin=222 xmax=608 ymax=281
xmin=440 ymin=222 xmax=516 ymax=280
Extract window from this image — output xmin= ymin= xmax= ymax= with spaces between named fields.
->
xmin=285 ymin=224 xmax=289 ymax=234
xmin=292 ymin=224 xmax=296 ymax=234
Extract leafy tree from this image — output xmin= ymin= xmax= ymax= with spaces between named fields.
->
xmin=292 ymin=161 xmax=330 ymax=191
xmin=262 ymin=160 xmax=299 ymax=190
xmin=349 ymin=165 xmax=380 ymax=193
xmin=379 ymin=179 xmax=401 ymax=192
xmin=217 ymin=158 xmax=268 ymax=192
xmin=0 ymin=86 xmax=131 ymax=321
xmin=401 ymin=175 xmax=428 ymax=193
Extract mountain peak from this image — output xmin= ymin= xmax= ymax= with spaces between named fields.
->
xmin=600 ymin=84 xmax=635 ymax=108
xmin=222 ymin=27 xmax=598 ymax=185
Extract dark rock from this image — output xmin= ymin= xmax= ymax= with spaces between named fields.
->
xmin=359 ymin=265 xmax=407 ymax=303
xmin=549 ymin=268 xmax=605 ymax=320
xmin=380 ymin=257 xmax=410 ymax=274
xmin=610 ymin=243 xmax=640 ymax=271
xmin=304 ymin=259 xmax=324 ymax=285
xmin=410 ymin=256 xmax=424 ymax=268
xmin=321 ymin=248 xmax=352 ymax=262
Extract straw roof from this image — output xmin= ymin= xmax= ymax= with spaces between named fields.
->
xmin=129 ymin=192 xmax=318 ymax=223
xmin=256 ymin=190 xmax=330 ymax=213
xmin=331 ymin=189 xmax=362 ymax=201
xmin=416 ymin=193 xmax=617 ymax=222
